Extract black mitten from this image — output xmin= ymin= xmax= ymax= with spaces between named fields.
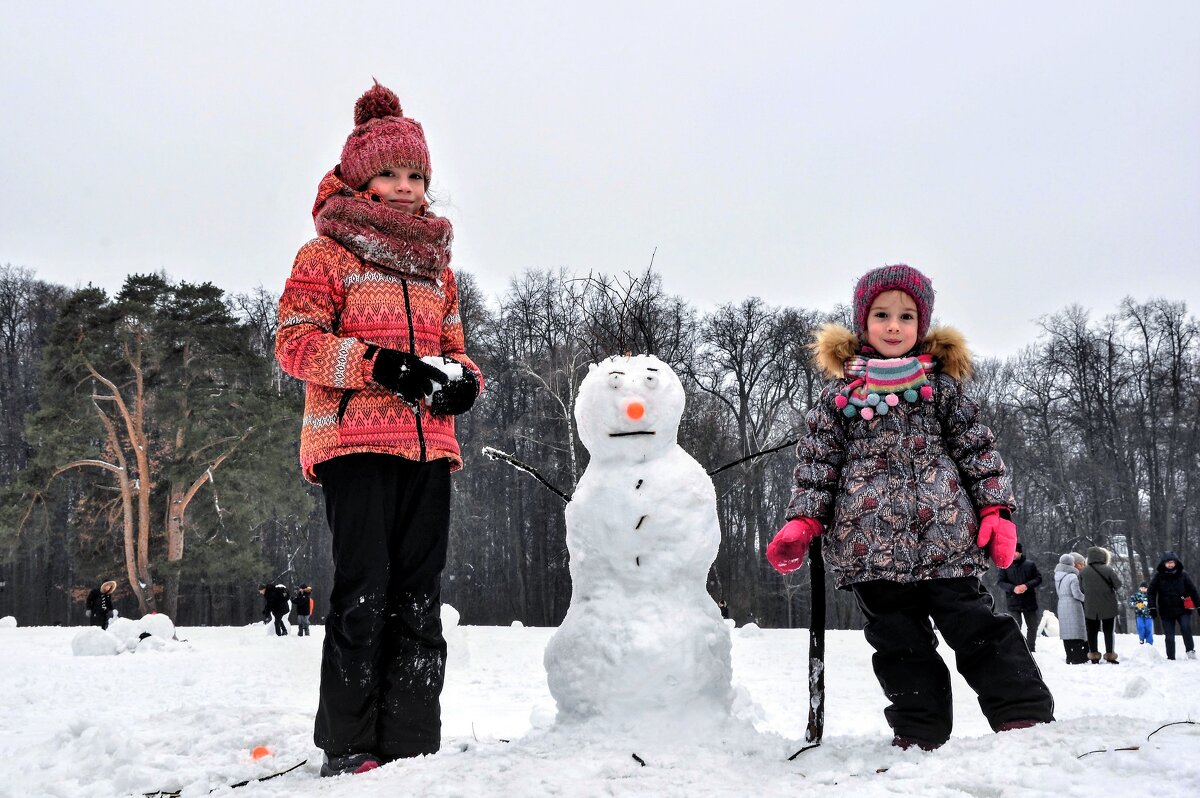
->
xmin=371 ymin=348 xmax=449 ymax=404
xmin=430 ymin=360 xmax=479 ymax=416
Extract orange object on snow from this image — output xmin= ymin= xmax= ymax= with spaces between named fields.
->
xmin=251 ymin=746 xmax=272 ymax=760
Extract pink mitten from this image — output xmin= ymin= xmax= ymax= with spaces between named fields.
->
xmin=977 ymin=505 xmax=1017 ymax=568
xmin=766 ymin=517 xmax=823 ymax=574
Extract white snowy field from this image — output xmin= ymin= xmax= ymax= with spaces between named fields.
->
xmin=2 ymin=622 xmax=1197 ymax=798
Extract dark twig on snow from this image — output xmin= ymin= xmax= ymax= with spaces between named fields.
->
xmin=1146 ymin=720 xmax=1198 ymax=740
xmin=142 ymin=759 xmax=308 ymax=797
xmin=228 ymin=759 xmax=308 ymax=788
xmin=787 ymin=743 xmax=821 ymax=760
xmin=1077 ymin=746 xmax=1140 ymax=759
xmin=632 ymin=753 xmax=647 ymax=767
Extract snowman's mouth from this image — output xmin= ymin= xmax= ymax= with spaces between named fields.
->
xmin=608 ymin=431 xmax=656 ymax=437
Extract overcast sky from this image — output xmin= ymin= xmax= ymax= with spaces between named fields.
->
xmin=2 ymin=2 xmax=1197 ymax=357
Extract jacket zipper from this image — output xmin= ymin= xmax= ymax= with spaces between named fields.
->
xmin=400 ymin=278 xmax=427 ymax=462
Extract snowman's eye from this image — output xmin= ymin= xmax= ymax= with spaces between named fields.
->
xmin=607 ymin=372 xmax=623 ymax=389
xmin=643 ymin=372 xmax=658 ymax=389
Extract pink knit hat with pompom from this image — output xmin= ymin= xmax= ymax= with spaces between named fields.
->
xmin=338 ymin=81 xmax=431 ymax=190
xmin=852 ymin=264 xmax=935 ymax=342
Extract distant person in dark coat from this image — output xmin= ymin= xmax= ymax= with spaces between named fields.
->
xmin=85 ymin=580 xmax=117 ymax=630
xmin=260 ymin=583 xmax=290 ymax=636
xmin=1080 ymin=546 xmax=1122 ymax=664
xmin=1054 ymin=553 xmax=1088 ymax=664
xmin=292 ymin=584 xmax=314 ymax=637
xmin=1146 ymin=552 xmax=1199 ymax=660
xmin=996 ymin=543 xmax=1043 ymax=652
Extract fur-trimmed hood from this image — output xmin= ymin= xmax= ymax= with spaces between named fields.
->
xmin=810 ymin=323 xmax=972 ymax=381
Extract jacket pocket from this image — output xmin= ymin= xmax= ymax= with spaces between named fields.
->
xmin=336 ymin=389 xmax=357 ymax=426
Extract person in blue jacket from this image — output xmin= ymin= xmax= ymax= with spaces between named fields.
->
xmin=1128 ymin=582 xmax=1154 ymax=646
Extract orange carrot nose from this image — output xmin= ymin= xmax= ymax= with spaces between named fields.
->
xmin=626 ymin=401 xmax=645 ymax=420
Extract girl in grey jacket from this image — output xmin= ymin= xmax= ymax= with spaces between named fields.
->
xmin=766 ymin=264 xmax=1054 ymax=750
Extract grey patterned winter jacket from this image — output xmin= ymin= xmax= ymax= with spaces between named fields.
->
xmin=785 ymin=326 xmax=1015 ymax=590
xmin=1054 ymin=563 xmax=1087 ymax=640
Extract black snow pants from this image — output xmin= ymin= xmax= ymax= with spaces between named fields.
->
xmin=851 ymin=577 xmax=1055 ymax=746
xmin=312 ymin=453 xmax=451 ymax=761
xmin=1006 ymin=607 xmax=1041 ymax=652
xmin=1085 ymin=617 xmax=1116 ymax=655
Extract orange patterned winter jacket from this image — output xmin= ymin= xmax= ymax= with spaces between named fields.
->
xmin=276 ymin=172 xmax=482 ymax=483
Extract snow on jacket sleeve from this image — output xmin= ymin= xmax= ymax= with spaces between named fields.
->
xmin=785 ymin=381 xmax=847 ymax=523
xmin=935 ymin=375 xmax=1015 ymax=512
xmin=275 ymin=238 xmax=372 ymax=390
xmin=439 ymin=268 xmax=483 ymax=390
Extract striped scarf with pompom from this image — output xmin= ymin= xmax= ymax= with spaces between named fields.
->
xmin=833 ymin=354 xmax=936 ymax=420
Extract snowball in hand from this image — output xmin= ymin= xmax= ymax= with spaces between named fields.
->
xmin=420 ymin=355 xmax=463 ymax=400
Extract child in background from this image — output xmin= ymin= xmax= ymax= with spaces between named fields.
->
xmin=767 ymin=264 xmax=1054 ymax=750
xmin=276 ymin=81 xmax=482 ymax=777
xmin=1129 ymin=582 xmax=1154 ymax=646
xmin=85 ymin=580 xmax=117 ymax=630
xmin=259 ymin=583 xmax=290 ymax=636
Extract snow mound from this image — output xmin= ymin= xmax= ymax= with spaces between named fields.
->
xmin=1122 ymin=675 xmax=1154 ymax=698
xmin=72 ymin=627 xmax=122 ymax=656
xmin=139 ymin=612 xmax=176 ymax=640
xmin=107 ymin=617 xmax=144 ymax=648
xmin=134 ymin=635 xmax=168 ymax=654
xmin=511 ymin=620 xmax=524 ymax=628
xmin=0 ymin=615 xmax=16 ymax=628
xmin=1125 ymin=642 xmax=1162 ymax=664
xmin=443 ymin=603 xmax=470 ymax=670
xmin=739 ymin=622 xmax=762 ymax=636
xmin=529 ymin=704 xmax=556 ymax=729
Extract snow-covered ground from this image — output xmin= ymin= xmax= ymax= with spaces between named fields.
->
xmin=2 ymin=622 xmax=1197 ymax=797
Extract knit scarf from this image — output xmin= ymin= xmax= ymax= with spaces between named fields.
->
xmin=315 ymin=189 xmax=453 ymax=280
xmin=834 ymin=353 xmax=936 ymax=420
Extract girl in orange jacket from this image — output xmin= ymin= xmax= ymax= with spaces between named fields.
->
xmin=275 ymin=81 xmax=482 ymax=778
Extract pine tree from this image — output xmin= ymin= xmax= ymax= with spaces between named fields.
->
xmin=17 ymin=274 xmax=303 ymax=618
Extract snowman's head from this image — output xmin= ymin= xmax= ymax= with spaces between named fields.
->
xmin=575 ymin=354 xmax=685 ymax=462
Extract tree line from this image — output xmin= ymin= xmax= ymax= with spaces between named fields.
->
xmin=0 ymin=262 xmax=1196 ymax=629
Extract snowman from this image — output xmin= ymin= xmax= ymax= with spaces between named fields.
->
xmin=543 ymin=354 xmax=734 ymax=738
